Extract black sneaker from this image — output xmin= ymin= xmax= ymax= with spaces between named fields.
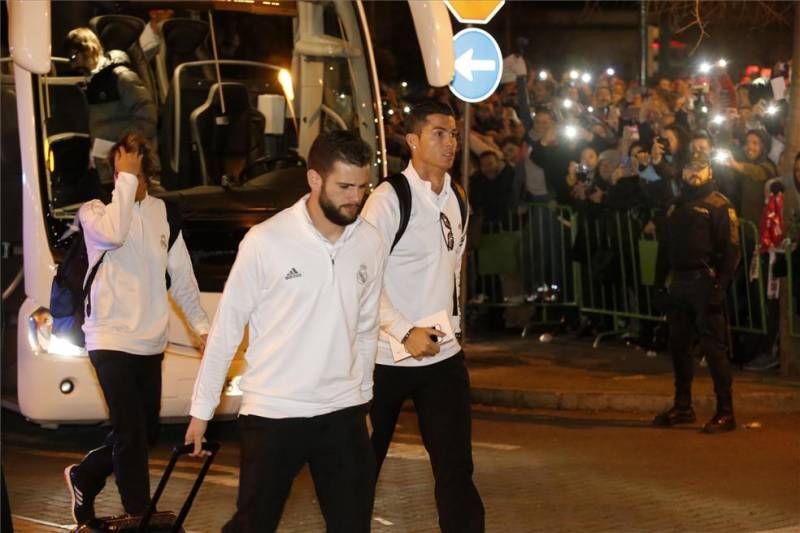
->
xmin=64 ymin=464 xmax=97 ymax=525
xmin=652 ymin=406 xmax=696 ymax=427
xmin=702 ymin=413 xmax=736 ymax=434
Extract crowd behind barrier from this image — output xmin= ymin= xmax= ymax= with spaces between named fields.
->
xmin=466 ymin=203 xmax=796 ymax=347
xmin=378 ymin=50 xmax=800 ymax=370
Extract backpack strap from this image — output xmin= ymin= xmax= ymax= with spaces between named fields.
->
xmin=384 ymin=173 xmax=412 ymax=253
xmin=450 ymin=178 xmax=468 ymax=228
xmin=83 ymin=251 xmax=106 ymax=318
xmin=164 ymin=201 xmax=183 ymax=290
xmin=165 ymin=200 xmax=183 ymax=250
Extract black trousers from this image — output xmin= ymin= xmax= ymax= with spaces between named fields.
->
xmin=223 ymin=404 xmax=375 ymax=533
xmin=668 ymin=273 xmax=733 ymax=414
xmin=370 ymin=352 xmax=485 ymax=533
xmin=76 ymin=350 xmax=163 ymax=515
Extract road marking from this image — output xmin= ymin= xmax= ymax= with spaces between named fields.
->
xmin=393 ymin=433 xmax=520 ymax=451
xmin=12 ymin=515 xmax=73 ymax=530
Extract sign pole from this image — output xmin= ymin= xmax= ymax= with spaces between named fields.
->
xmin=459 ymin=98 xmax=471 ymax=341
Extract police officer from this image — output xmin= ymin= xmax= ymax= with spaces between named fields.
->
xmin=653 ymin=153 xmax=741 ymax=433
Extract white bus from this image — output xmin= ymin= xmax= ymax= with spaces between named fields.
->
xmin=1 ymin=0 xmax=455 ymax=426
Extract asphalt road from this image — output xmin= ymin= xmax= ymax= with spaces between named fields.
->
xmin=3 ymin=406 xmax=799 ymax=532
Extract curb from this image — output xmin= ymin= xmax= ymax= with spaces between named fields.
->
xmin=470 ymin=387 xmax=800 ymax=414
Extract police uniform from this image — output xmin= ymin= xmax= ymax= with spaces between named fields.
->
xmin=654 ymin=156 xmax=741 ymax=433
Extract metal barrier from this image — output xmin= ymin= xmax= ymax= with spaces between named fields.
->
xmin=466 ymin=203 xmax=579 ymax=330
xmin=575 ymin=209 xmax=767 ymax=337
xmin=466 ymin=203 xmax=772 ymax=341
xmin=727 ymin=220 xmax=767 ymax=335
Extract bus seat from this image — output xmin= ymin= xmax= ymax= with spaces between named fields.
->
xmin=190 ymin=82 xmax=266 ymax=186
xmin=89 ymin=15 xmax=158 ymax=105
xmin=155 ymin=18 xmax=209 ymax=103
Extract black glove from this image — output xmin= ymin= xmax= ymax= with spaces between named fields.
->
xmin=708 ymin=283 xmax=727 ymax=309
xmin=652 ymin=287 xmax=669 ymax=315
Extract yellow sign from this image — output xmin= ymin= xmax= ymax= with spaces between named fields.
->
xmin=444 ymin=0 xmax=505 ymax=24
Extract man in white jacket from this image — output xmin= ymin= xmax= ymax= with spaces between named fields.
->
xmin=64 ymin=134 xmax=210 ymax=527
xmin=361 ymin=101 xmax=484 ymax=532
xmin=185 ymin=131 xmax=384 ymax=533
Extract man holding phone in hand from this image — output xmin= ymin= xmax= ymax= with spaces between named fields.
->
xmin=185 ymin=131 xmax=383 ymax=533
xmin=362 ymin=101 xmax=484 ymax=533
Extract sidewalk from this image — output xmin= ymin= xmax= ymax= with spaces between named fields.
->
xmin=463 ymin=336 xmax=800 ymax=414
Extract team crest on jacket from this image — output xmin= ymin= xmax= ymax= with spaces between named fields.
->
xmin=357 ymin=264 xmax=368 ymax=285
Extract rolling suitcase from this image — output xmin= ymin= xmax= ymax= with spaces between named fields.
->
xmin=76 ymin=441 xmax=220 ymax=533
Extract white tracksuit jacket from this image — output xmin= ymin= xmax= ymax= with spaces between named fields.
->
xmin=190 ymin=196 xmax=385 ymax=420
xmin=79 ymin=171 xmax=210 ymax=355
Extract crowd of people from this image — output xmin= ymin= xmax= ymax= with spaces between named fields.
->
xmin=383 ymin=54 xmax=799 ymax=372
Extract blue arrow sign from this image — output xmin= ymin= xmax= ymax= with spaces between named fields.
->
xmin=449 ymin=28 xmax=503 ymax=103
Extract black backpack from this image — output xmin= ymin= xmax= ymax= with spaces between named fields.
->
xmin=383 ymin=173 xmax=467 ymax=252
xmin=49 ymin=202 xmax=182 ymax=347
xmin=382 ymin=173 xmax=468 ymax=316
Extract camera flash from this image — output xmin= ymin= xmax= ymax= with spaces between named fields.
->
xmin=700 ymin=105 xmax=708 ymax=113
xmin=581 ymin=72 xmax=591 ymax=83
xmin=569 ymin=69 xmax=579 ymax=80
xmin=564 ymin=125 xmax=577 ymax=139
xmin=587 ymin=106 xmax=594 ymax=113
xmin=606 ymin=67 xmax=615 ymax=77
xmin=717 ymin=59 xmax=727 ymax=68
xmin=698 ymin=62 xmax=712 ymax=74
xmin=766 ymin=104 xmax=778 ymax=115
xmin=562 ymin=99 xmax=573 ymax=109
xmin=713 ymin=149 xmax=731 ymax=163
xmin=538 ymin=70 xmax=548 ymax=80
xmin=711 ymin=114 xmax=725 ymax=125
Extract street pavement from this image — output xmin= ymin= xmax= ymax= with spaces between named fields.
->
xmin=465 ymin=336 xmax=800 ymax=414
xmin=3 ymin=336 xmax=800 ymax=532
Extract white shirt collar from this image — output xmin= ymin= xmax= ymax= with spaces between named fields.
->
xmin=295 ymin=194 xmax=361 ymax=250
xmin=403 ymin=162 xmax=451 ymax=210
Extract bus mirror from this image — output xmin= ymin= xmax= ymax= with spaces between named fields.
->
xmin=408 ymin=1 xmax=455 ymax=87
xmin=8 ymin=0 xmax=52 ymax=74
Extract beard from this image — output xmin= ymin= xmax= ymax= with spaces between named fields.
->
xmin=319 ymin=187 xmax=361 ymax=226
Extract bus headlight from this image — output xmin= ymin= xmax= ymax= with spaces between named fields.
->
xmin=27 ymin=307 xmax=86 ymax=357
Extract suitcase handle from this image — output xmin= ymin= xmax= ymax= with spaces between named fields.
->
xmin=138 ymin=441 xmax=221 ymax=533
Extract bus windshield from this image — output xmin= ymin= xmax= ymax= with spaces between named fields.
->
xmin=26 ymin=0 xmax=380 ymax=290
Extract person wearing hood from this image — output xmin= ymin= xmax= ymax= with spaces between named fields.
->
xmin=719 ymin=129 xmax=777 ymax=223
xmin=65 ymin=27 xmax=157 ymax=182
xmin=653 ymin=153 xmax=741 ymax=433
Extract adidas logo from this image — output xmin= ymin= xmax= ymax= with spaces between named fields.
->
xmin=284 ymin=267 xmax=302 ymax=280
